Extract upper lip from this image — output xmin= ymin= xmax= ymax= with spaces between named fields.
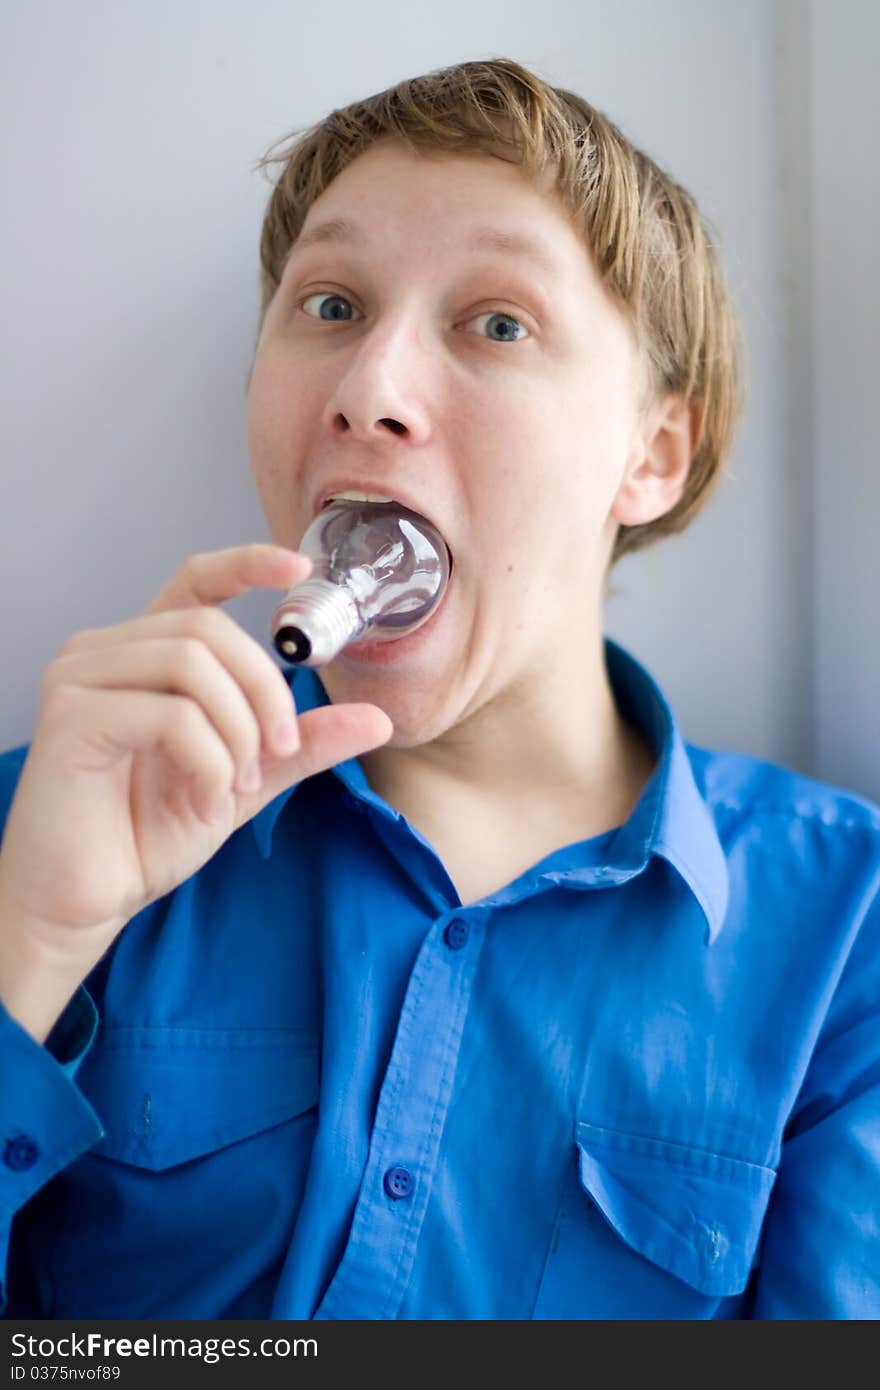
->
xmin=311 ymin=479 xmax=447 ymax=544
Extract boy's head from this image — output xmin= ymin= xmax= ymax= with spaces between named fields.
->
xmin=245 ymin=58 xmax=745 ymax=742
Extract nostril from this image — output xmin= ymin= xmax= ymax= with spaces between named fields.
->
xmin=380 ymin=418 xmax=406 ymax=435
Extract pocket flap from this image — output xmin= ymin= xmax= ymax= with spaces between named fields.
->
xmin=78 ymin=1027 xmax=320 ymax=1170
xmin=575 ymin=1121 xmax=777 ymax=1297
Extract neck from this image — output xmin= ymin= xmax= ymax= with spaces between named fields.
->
xmin=359 ymin=632 xmax=656 ymax=830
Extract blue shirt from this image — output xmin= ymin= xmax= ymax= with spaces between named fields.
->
xmin=1 ymin=637 xmax=878 ymax=1320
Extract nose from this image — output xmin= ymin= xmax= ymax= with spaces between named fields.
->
xmin=321 ymin=312 xmax=433 ymax=448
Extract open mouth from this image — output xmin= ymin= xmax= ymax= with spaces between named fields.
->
xmin=319 ymin=491 xmax=454 ymax=576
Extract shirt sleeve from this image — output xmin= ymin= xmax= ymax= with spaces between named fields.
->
xmin=747 ymin=861 xmax=880 ymax=1319
xmin=0 ymin=986 xmax=105 ymax=1316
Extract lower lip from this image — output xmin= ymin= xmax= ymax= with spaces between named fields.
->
xmin=339 ymin=568 xmax=454 ymax=666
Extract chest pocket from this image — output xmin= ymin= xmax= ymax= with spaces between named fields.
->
xmin=78 ymin=1026 xmax=320 ymax=1168
xmin=533 ymin=1121 xmax=777 ymax=1319
xmin=39 ymin=1028 xmax=320 ymax=1318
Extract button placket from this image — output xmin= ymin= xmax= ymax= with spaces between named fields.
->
xmin=314 ymin=908 xmax=487 ymax=1320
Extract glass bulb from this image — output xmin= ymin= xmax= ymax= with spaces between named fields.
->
xmin=270 ymin=501 xmax=451 ymax=666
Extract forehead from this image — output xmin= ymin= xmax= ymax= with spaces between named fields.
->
xmin=292 ymin=141 xmax=584 ymax=275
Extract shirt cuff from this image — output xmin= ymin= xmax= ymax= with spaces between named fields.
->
xmin=43 ymin=983 xmax=100 ymax=1077
xmin=0 ymin=988 xmax=105 ymax=1221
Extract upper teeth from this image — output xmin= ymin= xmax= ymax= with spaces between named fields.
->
xmin=325 ymin=491 xmax=396 ymax=505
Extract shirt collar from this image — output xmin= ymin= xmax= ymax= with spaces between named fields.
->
xmin=251 ymin=637 xmax=729 ymax=944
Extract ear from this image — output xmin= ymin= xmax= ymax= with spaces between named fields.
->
xmin=610 ymin=394 xmax=702 ymax=528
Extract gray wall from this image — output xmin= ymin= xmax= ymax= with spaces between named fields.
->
xmin=2 ymin=0 xmax=877 ymax=801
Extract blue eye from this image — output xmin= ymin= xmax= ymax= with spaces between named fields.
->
xmin=301 ymin=292 xmax=358 ymax=321
xmin=469 ymin=311 xmax=528 ymax=343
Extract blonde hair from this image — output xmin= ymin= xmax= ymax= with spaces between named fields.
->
xmin=251 ymin=57 xmax=746 ymax=568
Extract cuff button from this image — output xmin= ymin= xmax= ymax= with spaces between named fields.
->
xmin=3 ymin=1135 xmax=40 ymax=1171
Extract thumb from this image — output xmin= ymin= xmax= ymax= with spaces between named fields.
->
xmin=254 ymin=702 xmax=394 ymax=807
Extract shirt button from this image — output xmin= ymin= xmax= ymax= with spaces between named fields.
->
xmin=3 ymin=1135 xmax=40 ymax=1172
xmin=443 ymin=918 xmax=469 ymax=951
xmin=383 ymin=1165 xmax=414 ymax=1200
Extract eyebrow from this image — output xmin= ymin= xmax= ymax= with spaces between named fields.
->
xmin=287 ymin=216 xmax=562 ymax=277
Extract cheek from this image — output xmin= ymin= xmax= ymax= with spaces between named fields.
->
xmin=246 ymin=419 xmax=293 ymax=550
xmin=249 ymin=356 xmax=299 ymax=442
xmin=247 ymin=355 xmax=314 ymax=486
xmin=456 ymin=390 xmax=576 ymax=553
xmin=246 ymin=361 xmax=279 ymax=459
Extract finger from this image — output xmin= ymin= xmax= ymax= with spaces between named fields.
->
xmin=46 ymin=638 xmax=270 ymax=796
xmin=44 ymin=684 xmax=236 ymax=826
xmin=143 ymin=544 xmax=312 ymax=616
xmin=54 ymin=609 xmax=300 ymax=762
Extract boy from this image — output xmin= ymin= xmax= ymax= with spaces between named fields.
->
xmin=0 ymin=58 xmax=877 ymax=1319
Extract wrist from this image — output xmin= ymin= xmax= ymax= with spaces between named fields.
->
xmin=0 ymin=897 xmax=104 ymax=1047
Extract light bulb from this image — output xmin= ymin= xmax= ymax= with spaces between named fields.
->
xmin=270 ymin=501 xmax=451 ymax=666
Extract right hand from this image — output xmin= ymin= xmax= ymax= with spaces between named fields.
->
xmin=0 ymin=544 xmax=393 ymax=974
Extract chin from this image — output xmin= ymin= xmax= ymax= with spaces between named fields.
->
xmin=319 ymin=658 xmax=460 ymax=749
